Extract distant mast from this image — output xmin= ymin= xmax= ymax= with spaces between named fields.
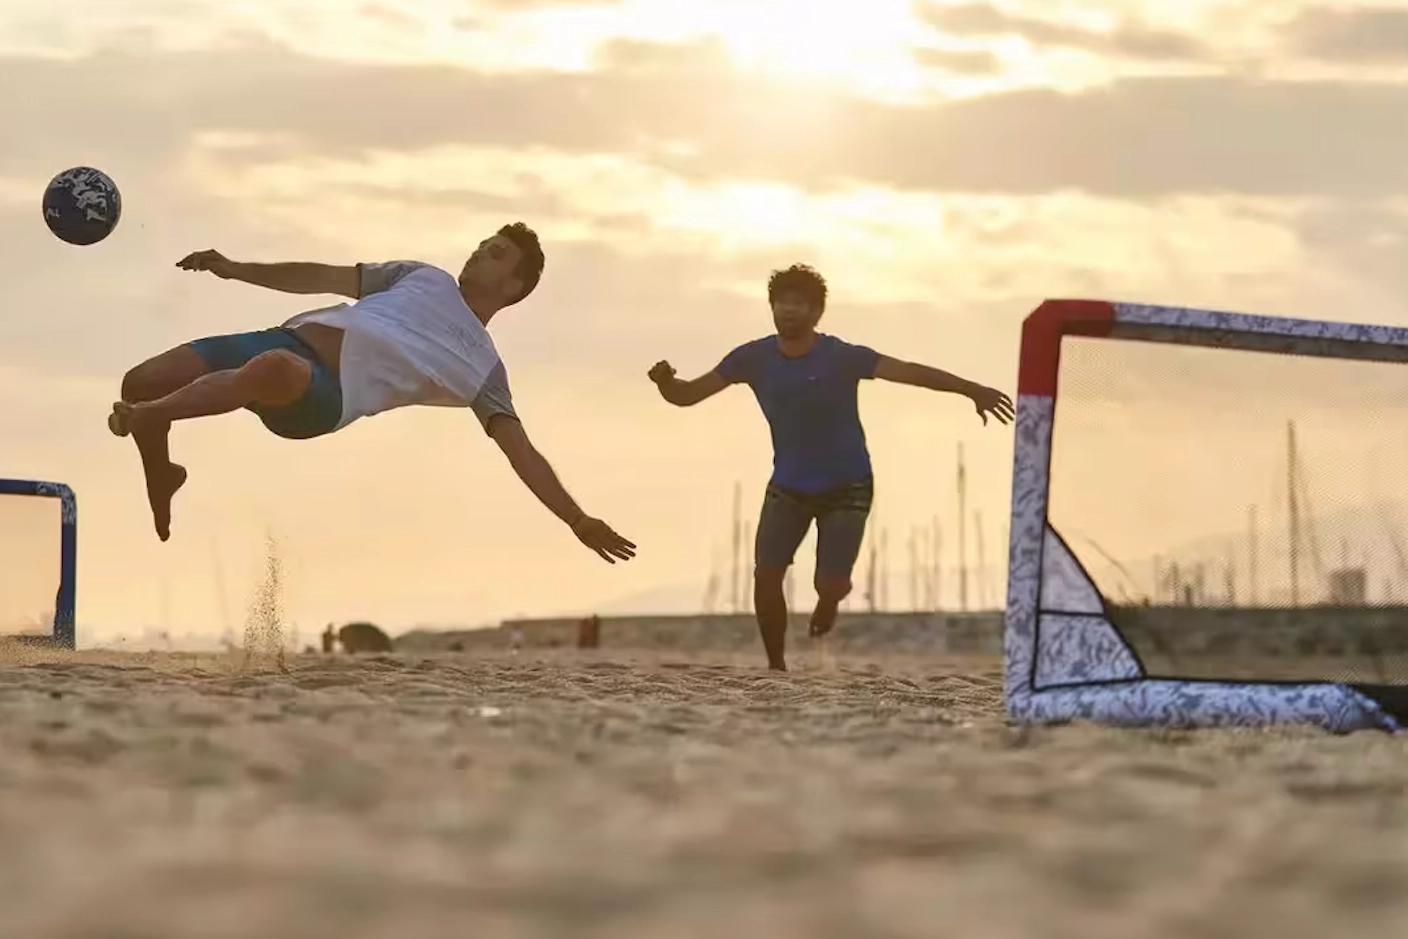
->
xmin=931 ymin=516 xmax=942 ymax=612
xmin=975 ymin=510 xmax=988 ymax=610
xmin=958 ymin=443 xmax=968 ymax=612
xmin=864 ymin=510 xmax=879 ymax=613
xmin=742 ymin=519 xmax=754 ymax=613
xmin=1288 ymin=421 xmax=1300 ymax=606
xmin=731 ymin=480 xmax=742 ymax=613
xmin=1248 ymin=504 xmax=1259 ymax=607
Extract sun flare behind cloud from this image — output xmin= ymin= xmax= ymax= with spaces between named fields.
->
xmin=691 ymin=0 xmax=936 ymax=97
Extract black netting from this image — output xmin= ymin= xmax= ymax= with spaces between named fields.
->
xmin=1049 ymin=334 xmax=1408 ymax=685
xmin=0 ymin=493 xmax=60 ymax=640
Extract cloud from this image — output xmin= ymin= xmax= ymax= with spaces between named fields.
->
xmin=1294 ymin=200 xmax=1408 ymax=303
xmin=917 ymin=3 xmax=1210 ymax=61
xmin=593 ymin=35 xmax=734 ymax=71
xmin=912 ymin=46 xmax=1003 ymax=74
xmin=451 ymin=0 xmax=619 ymax=31
xmin=2 ymin=34 xmax=1406 ymax=389
xmin=4 ymin=36 xmax=1408 ymax=202
xmin=470 ymin=0 xmax=619 ymax=8
xmin=1282 ymin=6 xmax=1408 ymax=63
xmin=357 ymin=5 xmax=423 ymax=30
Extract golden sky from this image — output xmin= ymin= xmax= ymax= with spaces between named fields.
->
xmin=1 ymin=0 xmax=1407 ymax=643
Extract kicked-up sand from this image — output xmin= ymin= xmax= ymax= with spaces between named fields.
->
xmin=0 ymin=641 xmax=1407 ymax=938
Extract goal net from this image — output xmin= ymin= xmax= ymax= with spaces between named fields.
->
xmin=1006 ymin=301 xmax=1408 ymax=733
xmin=0 ymin=481 xmax=76 ymax=648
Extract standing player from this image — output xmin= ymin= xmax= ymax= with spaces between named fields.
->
xmin=111 ymin=222 xmax=636 ymax=565
xmin=648 ymin=264 xmax=1012 ymax=671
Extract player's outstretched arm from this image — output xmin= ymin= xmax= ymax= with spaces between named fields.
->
xmin=647 ymin=361 xmax=732 ymax=407
xmin=488 ymin=417 xmax=637 ymax=564
xmin=175 ymin=250 xmax=361 ymax=298
xmin=873 ymin=354 xmax=1016 ymax=426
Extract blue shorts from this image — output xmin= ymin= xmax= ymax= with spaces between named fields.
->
xmin=187 ymin=328 xmax=343 ymax=440
xmin=755 ymin=477 xmax=874 ymax=580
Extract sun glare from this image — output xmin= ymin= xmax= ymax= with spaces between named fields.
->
xmin=701 ymin=0 xmax=932 ymax=98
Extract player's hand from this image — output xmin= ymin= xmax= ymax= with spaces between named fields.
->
xmin=176 ymin=249 xmax=236 ymax=279
xmin=647 ymin=360 xmax=676 ymax=385
xmin=969 ymin=385 xmax=1015 ymax=426
xmin=570 ymin=515 xmax=637 ymax=564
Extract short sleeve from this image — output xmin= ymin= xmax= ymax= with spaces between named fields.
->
xmin=715 ymin=342 xmax=758 ymax=385
xmin=837 ymin=339 xmax=881 ymax=380
xmin=357 ymin=260 xmax=427 ymax=298
xmin=470 ymin=361 xmax=519 ymax=435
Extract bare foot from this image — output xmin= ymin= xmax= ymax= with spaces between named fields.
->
xmin=809 ymin=598 xmax=840 ymax=638
xmin=107 ymin=402 xmax=130 ymax=437
xmin=110 ymin=401 xmax=168 ymax=438
xmin=147 ymin=463 xmax=188 ymax=542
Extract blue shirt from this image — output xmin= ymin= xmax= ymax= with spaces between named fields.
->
xmin=716 ymin=334 xmax=880 ymax=494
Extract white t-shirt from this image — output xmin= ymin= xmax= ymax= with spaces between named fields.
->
xmin=281 ymin=260 xmax=518 ymax=434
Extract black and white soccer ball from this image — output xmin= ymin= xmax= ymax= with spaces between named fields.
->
xmin=42 ymin=166 xmax=122 ymax=246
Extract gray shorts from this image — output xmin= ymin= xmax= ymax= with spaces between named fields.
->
xmin=755 ymin=477 xmax=874 ymax=579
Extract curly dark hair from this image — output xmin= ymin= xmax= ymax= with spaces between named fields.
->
xmin=497 ymin=221 xmax=545 ymax=304
xmin=766 ymin=263 xmax=827 ymax=312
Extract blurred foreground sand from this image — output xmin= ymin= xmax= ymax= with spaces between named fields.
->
xmin=0 ymin=641 xmax=1406 ymax=938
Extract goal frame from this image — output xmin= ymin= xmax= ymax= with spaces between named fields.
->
xmin=1006 ymin=300 xmax=1408 ymax=733
xmin=0 ymin=479 xmax=76 ymax=649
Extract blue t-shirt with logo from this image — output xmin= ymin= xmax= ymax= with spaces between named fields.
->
xmin=716 ymin=334 xmax=881 ymax=494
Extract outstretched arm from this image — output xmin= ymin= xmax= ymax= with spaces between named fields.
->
xmin=874 ymin=356 xmax=983 ymax=395
xmin=176 ymin=249 xmax=361 ymax=298
xmin=873 ymin=355 xmax=1015 ymax=425
xmin=226 ymin=261 xmax=361 ymax=297
xmin=489 ymin=417 xmax=637 ymax=563
xmin=647 ymin=361 xmax=734 ymax=407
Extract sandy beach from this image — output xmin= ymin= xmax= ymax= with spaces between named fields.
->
xmin=0 ymin=641 xmax=1406 ymax=938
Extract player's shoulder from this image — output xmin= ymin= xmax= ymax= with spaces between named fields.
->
xmin=362 ymin=259 xmax=444 ymax=277
xmin=721 ymin=336 xmax=774 ymax=368
xmin=365 ymin=259 xmax=463 ymax=277
xmin=736 ymin=336 xmax=775 ymax=355
xmin=818 ymin=332 xmax=875 ymax=354
xmin=358 ymin=259 xmax=457 ymax=295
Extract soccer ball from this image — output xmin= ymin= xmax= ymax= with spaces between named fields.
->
xmin=42 ymin=166 xmax=122 ymax=245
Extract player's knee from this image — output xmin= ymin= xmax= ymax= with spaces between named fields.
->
xmin=242 ymin=350 xmax=311 ymax=406
xmin=754 ymin=566 xmax=786 ymax=590
xmin=120 ymin=362 xmax=158 ymax=402
xmin=815 ymin=575 xmax=852 ymax=602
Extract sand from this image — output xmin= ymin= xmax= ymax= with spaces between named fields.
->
xmin=0 ymin=642 xmax=1406 ymax=938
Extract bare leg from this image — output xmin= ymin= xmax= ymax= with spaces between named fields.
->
xmin=115 ymin=346 xmax=210 ymax=541
xmin=115 ymin=349 xmax=311 ymax=429
xmin=753 ymin=566 xmax=790 ymax=671
xmin=113 ymin=348 xmax=311 ymax=540
xmin=751 ymin=486 xmax=814 ymax=671
xmin=809 ymin=576 xmax=851 ymax=638
xmin=107 ymin=417 xmax=189 ymax=543
xmin=811 ymin=504 xmax=870 ymax=638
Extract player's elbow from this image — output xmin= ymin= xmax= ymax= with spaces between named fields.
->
xmin=663 ymin=373 xmax=725 ymax=407
xmin=660 ymin=386 xmax=698 ymax=407
xmin=490 ymin=416 xmax=534 ymax=463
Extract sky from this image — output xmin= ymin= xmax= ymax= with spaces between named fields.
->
xmin=1 ymin=0 xmax=1407 ymax=644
